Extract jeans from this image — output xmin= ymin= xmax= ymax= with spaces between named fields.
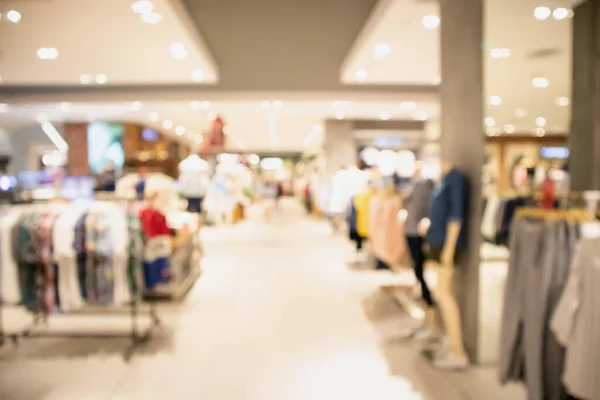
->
xmin=406 ymin=235 xmax=434 ymax=307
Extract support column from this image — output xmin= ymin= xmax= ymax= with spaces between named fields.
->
xmin=323 ymin=119 xmax=356 ymax=177
xmin=569 ymin=0 xmax=600 ymax=190
xmin=440 ymin=0 xmax=484 ymax=361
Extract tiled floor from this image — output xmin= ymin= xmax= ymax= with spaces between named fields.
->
xmin=0 ymin=201 xmax=525 ymax=399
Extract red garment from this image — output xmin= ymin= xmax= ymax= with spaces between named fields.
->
xmin=139 ymin=208 xmax=170 ymax=238
xmin=540 ymin=178 xmax=555 ymax=209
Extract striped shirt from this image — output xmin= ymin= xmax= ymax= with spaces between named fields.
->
xmin=552 ymin=234 xmax=600 ymax=400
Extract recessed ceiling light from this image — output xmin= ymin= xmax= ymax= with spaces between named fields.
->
xmin=131 ymin=101 xmax=142 ymax=111
xmin=191 ymin=68 xmax=205 ymax=82
xmin=536 ymin=117 xmax=547 ymax=127
xmin=148 ymin=112 xmax=159 ymax=121
xmin=175 ymin=125 xmax=186 ymax=135
xmin=489 ymin=95 xmax=502 ymax=106
xmin=556 ymin=96 xmax=570 ymax=107
xmin=170 ymin=42 xmax=187 ymax=60
xmin=379 ymin=111 xmax=391 ymax=121
xmin=490 ymin=48 xmax=511 ymax=59
xmin=79 ymin=74 xmax=93 ymax=84
xmin=190 ymin=101 xmax=202 ymax=111
xmin=534 ymin=6 xmax=552 ymax=20
xmin=141 ymin=12 xmax=161 ymax=24
xmin=423 ymin=15 xmax=440 ymax=29
xmin=431 ymin=76 xmax=441 ymax=85
xmin=515 ymin=108 xmax=528 ymax=118
xmin=7 ymin=10 xmax=21 ymax=23
xmin=536 ymin=128 xmax=546 ymax=137
xmin=414 ymin=111 xmax=428 ymax=121
xmin=400 ymin=101 xmax=417 ymax=111
xmin=484 ymin=117 xmax=496 ymax=127
xmin=553 ymin=8 xmax=569 ymax=20
xmin=373 ymin=43 xmax=391 ymax=60
xmin=504 ymin=124 xmax=515 ymax=134
xmin=335 ymin=111 xmax=346 ymax=120
xmin=354 ymin=69 xmax=369 ymax=82
xmin=59 ymin=102 xmax=71 ymax=112
xmin=132 ymin=0 xmax=153 ymax=14
xmin=0 ymin=103 xmax=8 ymax=113
xmin=312 ymin=124 xmax=323 ymax=134
xmin=272 ymin=100 xmax=283 ymax=110
xmin=162 ymin=119 xmax=173 ymax=129
xmin=95 ymin=74 xmax=108 ymax=84
xmin=37 ymin=48 xmax=59 ymax=60
xmin=261 ymin=100 xmax=271 ymax=110
xmin=532 ymin=77 xmax=549 ymax=88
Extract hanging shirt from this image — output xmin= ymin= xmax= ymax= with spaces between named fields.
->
xmin=426 ymin=168 xmax=468 ymax=249
xmin=139 ymin=207 xmax=171 ymax=289
xmin=354 ymin=188 xmax=374 ymax=238
xmin=404 ymin=179 xmax=433 ymax=236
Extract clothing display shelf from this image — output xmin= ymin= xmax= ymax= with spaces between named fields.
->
xmin=0 ymin=202 xmax=162 ymax=361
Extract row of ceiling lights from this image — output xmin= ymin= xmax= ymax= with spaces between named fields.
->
xmin=132 ymin=0 xmax=162 ymax=24
xmin=533 ymin=6 xmax=573 ymax=21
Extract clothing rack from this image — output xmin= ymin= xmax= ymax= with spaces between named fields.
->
xmin=0 ymin=202 xmax=163 ymax=361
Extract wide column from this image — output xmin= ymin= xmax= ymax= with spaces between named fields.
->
xmin=323 ymin=119 xmax=356 ymax=177
xmin=569 ymin=0 xmax=600 ymax=190
xmin=440 ymin=0 xmax=484 ymax=361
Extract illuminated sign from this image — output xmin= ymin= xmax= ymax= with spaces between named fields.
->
xmin=540 ymin=147 xmax=569 ymax=159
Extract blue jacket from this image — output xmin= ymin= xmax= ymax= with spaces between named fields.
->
xmin=426 ymin=168 xmax=468 ymax=249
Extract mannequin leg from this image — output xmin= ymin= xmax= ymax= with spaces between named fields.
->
xmin=433 ymin=263 xmax=467 ymax=358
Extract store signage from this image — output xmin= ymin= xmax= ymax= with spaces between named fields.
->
xmin=142 ymin=128 xmax=158 ymax=142
xmin=374 ymin=137 xmax=404 ymax=148
xmin=540 ymin=147 xmax=569 ymax=159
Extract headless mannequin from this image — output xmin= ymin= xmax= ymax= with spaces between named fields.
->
xmin=419 ymin=162 xmax=468 ymax=362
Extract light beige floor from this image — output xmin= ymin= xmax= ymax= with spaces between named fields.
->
xmin=0 ymin=200 xmax=525 ymax=400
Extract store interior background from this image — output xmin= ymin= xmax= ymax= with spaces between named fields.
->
xmin=0 ymin=0 xmax=589 ymax=398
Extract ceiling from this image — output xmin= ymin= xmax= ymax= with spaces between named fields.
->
xmin=0 ymin=0 xmax=217 ymax=84
xmin=0 ymin=0 xmax=582 ymax=153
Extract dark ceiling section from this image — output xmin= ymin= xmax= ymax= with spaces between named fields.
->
xmin=183 ymin=0 xmax=379 ymax=90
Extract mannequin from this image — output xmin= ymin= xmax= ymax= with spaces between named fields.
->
xmin=420 ymin=162 xmax=469 ymax=370
xmin=178 ymin=154 xmax=211 ymax=214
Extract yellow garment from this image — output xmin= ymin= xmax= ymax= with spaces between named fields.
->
xmin=354 ymin=188 xmax=373 ymax=238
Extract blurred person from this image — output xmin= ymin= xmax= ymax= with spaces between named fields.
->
xmin=261 ymin=179 xmax=278 ymax=220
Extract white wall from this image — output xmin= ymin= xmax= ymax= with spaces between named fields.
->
xmin=3 ymin=123 xmax=61 ymax=174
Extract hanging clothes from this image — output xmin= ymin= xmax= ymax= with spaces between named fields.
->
xmin=354 ymin=188 xmax=374 ymax=238
xmin=139 ymin=207 xmax=172 ymax=289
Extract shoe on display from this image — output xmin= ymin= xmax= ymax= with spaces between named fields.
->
xmin=433 ymin=352 xmax=470 ymax=371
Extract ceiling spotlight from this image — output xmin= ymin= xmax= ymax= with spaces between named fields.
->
xmin=536 ymin=117 xmax=547 ymax=127
xmin=515 ymin=108 xmax=528 ymax=118
xmin=373 ymin=43 xmax=391 ymax=60
xmin=170 ymin=42 xmax=187 ymax=60
xmin=191 ymin=68 xmax=205 ymax=82
xmin=131 ymin=101 xmax=142 ymax=111
xmin=260 ymin=100 xmax=272 ymax=110
xmin=37 ymin=48 xmax=59 ymax=60
xmin=162 ymin=119 xmax=173 ymax=129
xmin=141 ymin=12 xmax=161 ymax=24
xmin=414 ymin=111 xmax=428 ymax=121
xmin=335 ymin=111 xmax=346 ymax=120
xmin=148 ymin=112 xmax=159 ymax=121
xmin=312 ymin=124 xmax=323 ymax=134
xmin=379 ymin=111 xmax=391 ymax=121
xmin=534 ymin=6 xmax=552 ymax=20
xmin=0 ymin=103 xmax=8 ymax=113
xmin=532 ymin=77 xmax=549 ymax=88
xmin=354 ymin=69 xmax=369 ymax=82
xmin=79 ymin=74 xmax=93 ymax=84
xmin=400 ymin=101 xmax=417 ymax=111
xmin=95 ymin=74 xmax=108 ymax=84
xmin=272 ymin=100 xmax=283 ymax=110
xmin=423 ymin=15 xmax=440 ymax=29
xmin=489 ymin=95 xmax=502 ymax=106
xmin=484 ymin=117 xmax=496 ymax=127
xmin=7 ymin=10 xmax=21 ymax=23
xmin=490 ymin=48 xmax=511 ymax=59
xmin=132 ymin=0 xmax=153 ymax=14
xmin=536 ymin=128 xmax=546 ymax=137
xmin=553 ymin=7 xmax=569 ymax=20
xmin=175 ymin=125 xmax=186 ymax=135
xmin=59 ymin=102 xmax=71 ymax=112
xmin=556 ymin=96 xmax=570 ymax=107
xmin=504 ymin=124 xmax=515 ymax=134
